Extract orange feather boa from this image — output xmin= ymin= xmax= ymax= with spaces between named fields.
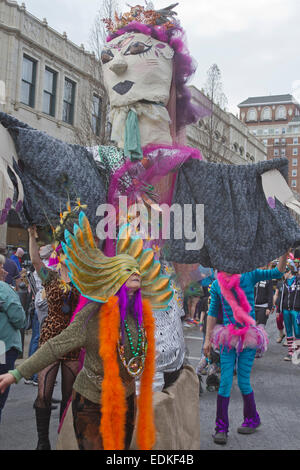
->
xmin=99 ymin=296 xmax=156 ymax=450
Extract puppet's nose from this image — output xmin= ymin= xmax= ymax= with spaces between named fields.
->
xmin=109 ymin=59 xmax=128 ymax=75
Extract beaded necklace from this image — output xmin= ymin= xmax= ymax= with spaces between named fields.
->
xmin=124 ymin=319 xmax=143 ymax=357
xmin=118 ymin=316 xmax=147 ymax=378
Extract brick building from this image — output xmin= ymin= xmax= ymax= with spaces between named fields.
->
xmin=238 ymin=94 xmax=300 ymax=191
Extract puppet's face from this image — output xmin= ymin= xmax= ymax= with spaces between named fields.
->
xmin=101 ymin=32 xmax=174 ymax=107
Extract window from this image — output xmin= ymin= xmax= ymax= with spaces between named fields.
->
xmin=91 ymin=94 xmax=102 ymax=136
xmin=257 ymin=129 xmax=263 ymax=136
xmin=291 ymin=180 xmax=297 ymax=188
xmin=42 ymin=68 xmax=57 ymax=116
xmin=292 ymin=158 xmax=298 ymax=166
xmin=21 ymin=55 xmax=37 ymax=107
xmin=281 ymin=148 xmax=286 ymax=156
xmin=275 ymin=128 xmax=280 ymax=135
xmin=247 ymin=108 xmax=257 ymax=122
xmin=275 ymin=105 xmax=286 ymax=120
xmin=282 ymin=128 xmax=286 ymax=134
xmin=263 ymin=129 xmax=269 ymax=135
xmin=263 ymin=139 xmax=268 ymax=146
xmin=293 ymin=137 xmax=299 ymax=145
xmin=274 ymin=138 xmax=280 ymax=145
xmin=292 ymin=169 xmax=297 ymax=177
xmin=251 ymin=129 xmax=257 ymax=135
xmin=62 ymin=78 xmax=76 ymax=125
xmin=261 ymin=107 xmax=272 ymax=121
xmin=281 ymin=138 xmax=286 ymax=145
xmin=293 ymin=148 xmax=298 ymax=156
xmin=274 ymin=149 xmax=279 ymax=156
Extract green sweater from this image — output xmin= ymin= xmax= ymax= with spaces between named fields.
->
xmin=15 ymin=302 xmax=142 ymax=403
xmin=0 ymin=281 xmax=26 ymax=353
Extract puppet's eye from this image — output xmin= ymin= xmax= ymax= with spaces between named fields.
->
xmin=124 ymin=42 xmax=152 ymax=56
xmin=101 ymin=49 xmax=114 ymax=64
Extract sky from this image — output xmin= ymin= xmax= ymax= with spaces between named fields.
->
xmin=19 ymin=0 xmax=300 ymax=115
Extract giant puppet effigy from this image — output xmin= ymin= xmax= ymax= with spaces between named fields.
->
xmin=1 ymin=2 xmax=300 ymax=450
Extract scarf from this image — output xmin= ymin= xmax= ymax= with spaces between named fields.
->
xmin=98 ymin=296 xmax=156 ymax=450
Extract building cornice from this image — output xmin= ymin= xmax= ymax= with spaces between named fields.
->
xmin=239 ymin=100 xmax=294 ymax=108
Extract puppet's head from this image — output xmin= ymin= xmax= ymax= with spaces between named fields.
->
xmin=101 ymin=3 xmax=201 ymax=135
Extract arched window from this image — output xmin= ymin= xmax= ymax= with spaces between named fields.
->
xmin=247 ymin=108 xmax=257 ymax=122
xmin=261 ymin=107 xmax=272 ymax=121
xmin=275 ymin=105 xmax=287 ymax=120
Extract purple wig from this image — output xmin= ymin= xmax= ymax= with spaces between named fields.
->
xmin=107 ymin=21 xmax=204 ymax=133
xmin=117 ymin=283 xmax=143 ymax=341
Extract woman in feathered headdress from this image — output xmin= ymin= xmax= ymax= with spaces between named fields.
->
xmin=0 ymin=212 xmax=174 ymax=450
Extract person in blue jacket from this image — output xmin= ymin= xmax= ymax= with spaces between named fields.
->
xmin=10 ymin=248 xmax=25 ymax=273
xmin=0 ymin=274 xmax=26 ymax=424
xmin=203 ymin=252 xmax=288 ymax=445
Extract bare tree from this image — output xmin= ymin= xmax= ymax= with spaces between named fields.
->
xmin=89 ymin=0 xmax=120 ymax=60
xmin=197 ymin=64 xmax=231 ymax=163
xmin=74 ymin=0 xmax=119 ymax=147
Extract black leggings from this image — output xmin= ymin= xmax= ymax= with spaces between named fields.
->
xmin=34 ymin=359 xmax=79 ymax=419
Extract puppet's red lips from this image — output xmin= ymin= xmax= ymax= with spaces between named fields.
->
xmin=112 ymin=81 xmax=134 ymax=95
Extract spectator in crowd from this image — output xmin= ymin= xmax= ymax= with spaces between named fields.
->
xmin=0 ymin=271 xmax=26 ymax=423
xmin=275 ymin=261 xmax=300 ymax=361
xmin=0 ymin=245 xmax=21 ymax=289
xmin=34 ymin=245 xmax=52 ymax=328
xmin=23 ymin=244 xmax=53 ymax=386
xmin=273 ymin=275 xmax=286 ymax=344
xmin=0 ymin=256 xmax=8 ymax=282
xmin=254 ymin=266 xmax=274 ymax=327
xmin=10 ymin=248 xmax=25 ymax=273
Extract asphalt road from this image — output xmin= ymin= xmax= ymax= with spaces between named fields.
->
xmin=1 ymin=319 xmax=300 ymax=450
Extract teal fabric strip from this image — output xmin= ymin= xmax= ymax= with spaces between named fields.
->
xmin=124 ymin=110 xmax=143 ymax=161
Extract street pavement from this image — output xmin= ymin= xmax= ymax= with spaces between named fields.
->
xmin=1 ymin=318 xmax=300 ymax=450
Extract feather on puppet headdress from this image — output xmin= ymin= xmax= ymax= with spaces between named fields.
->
xmin=61 ymin=212 xmax=173 ymax=310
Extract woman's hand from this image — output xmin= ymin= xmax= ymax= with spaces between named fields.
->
xmin=28 ymin=225 xmax=38 ymax=238
xmin=0 ymin=373 xmax=16 ymax=394
xmin=203 ymin=339 xmax=211 ymax=358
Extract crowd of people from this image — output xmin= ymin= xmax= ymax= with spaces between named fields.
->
xmin=1 ymin=2 xmax=300 ymax=452
xmin=182 ymin=251 xmax=300 ymax=445
xmin=1 ymin=234 xmax=300 ymax=449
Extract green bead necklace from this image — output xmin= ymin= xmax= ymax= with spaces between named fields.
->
xmin=124 ymin=319 xmax=142 ymax=357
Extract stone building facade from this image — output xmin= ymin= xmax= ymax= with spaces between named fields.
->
xmin=0 ymin=0 xmax=106 ymax=144
xmin=0 ymin=0 xmax=106 ymax=245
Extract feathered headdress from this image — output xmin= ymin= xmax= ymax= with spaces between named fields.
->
xmin=62 ymin=212 xmax=173 ymax=310
xmin=103 ymin=3 xmax=179 ymax=33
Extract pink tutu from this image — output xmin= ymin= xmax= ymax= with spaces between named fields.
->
xmin=211 ymin=323 xmax=269 ymax=354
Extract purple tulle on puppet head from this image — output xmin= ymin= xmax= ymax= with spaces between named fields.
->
xmin=106 ymin=21 xmax=210 ymax=133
